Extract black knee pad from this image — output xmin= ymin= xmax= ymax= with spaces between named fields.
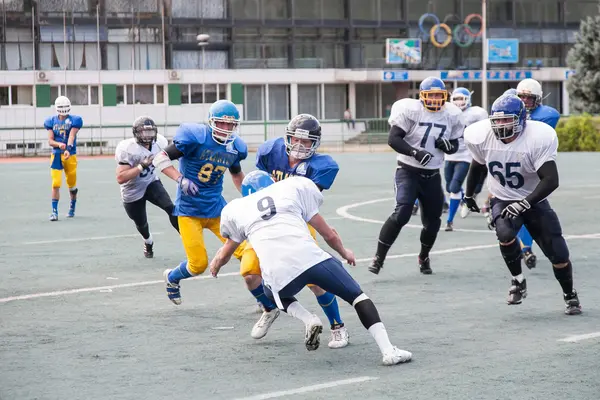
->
xmin=544 ymin=235 xmax=570 ymax=265
xmin=390 ymin=203 xmax=413 ymax=227
xmin=495 ymin=219 xmax=517 ymax=243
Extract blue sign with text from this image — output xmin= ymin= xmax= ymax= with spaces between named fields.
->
xmin=382 ymin=71 xmax=409 ymax=81
xmin=440 ymin=70 xmax=532 ymax=81
xmin=487 ymin=39 xmax=519 ymax=63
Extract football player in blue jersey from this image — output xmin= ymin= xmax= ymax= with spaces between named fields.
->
xmin=153 ymin=100 xmax=253 ymax=304
xmin=514 ymin=79 xmax=561 ymax=269
xmin=44 ymin=96 xmax=83 ymax=221
xmin=240 ymin=114 xmax=350 ymax=349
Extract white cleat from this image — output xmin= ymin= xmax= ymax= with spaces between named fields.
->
xmin=460 ymin=203 xmax=471 ymax=219
xmin=382 ymin=346 xmax=412 ymax=366
xmin=328 ymin=326 xmax=349 ymax=349
xmin=304 ymin=315 xmax=323 ymax=351
xmin=163 ymin=269 xmax=182 ymax=305
xmin=251 ymin=308 xmax=280 ymax=339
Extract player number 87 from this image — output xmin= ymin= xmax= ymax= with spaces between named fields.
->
xmin=198 ymin=163 xmax=227 ymax=183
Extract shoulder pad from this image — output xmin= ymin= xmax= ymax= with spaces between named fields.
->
xmin=156 ymin=134 xmax=169 ymax=149
xmin=71 ymin=115 xmax=83 ymax=128
xmin=390 ymin=98 xmax=421 ymax=122
xmin=311 ymin=153 xmax=339 ymax=170
xmin=232 ymin=135 xmax=248 ymax=154
xmin=526 ymin=120 xmax=557 ymax=143
xmin=443 ymin=102 xmax=464 ymax=117
xmin=175 ymin=123 xmax=208 ymax=144
xmin=257 ymin=138 xmax=281 ymax=157
xmin=44 ymin=116 xmax=54 ymax=129
xmin=464 ymin=119 xmax=491 ymax=145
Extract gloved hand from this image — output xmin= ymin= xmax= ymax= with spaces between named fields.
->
xmin=177 ymin=175 xmax=199 ymax=196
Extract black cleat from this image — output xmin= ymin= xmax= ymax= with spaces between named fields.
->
xmin=523 ymin=250 xmax=537 ymax=269
xmin=144 ymin=242 xmax=154 ymax=258
xmin=369 ymin=256 xmax=384 ymax=275
xmin=419 ymin=257 xmax=432 ymax=275
xmin=563 ymin=290 xmax=582 ymax=315
xmin=507 ymin=278 xmax=527 ymax=304
xmin=444 ymin=222 xmax=454 ymax=232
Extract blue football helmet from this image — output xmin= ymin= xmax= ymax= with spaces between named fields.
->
xmin=242 ymin=170 xmax=275 ymax=197
xmin=503 ymin=88 xmax=518 ymax=96
xmin=450 ymin=87 xmax=472 ymax=110
xmin=208 ymin=99 xmax=240 ymax=145
xmin=489 ymin=94 xmax=527 ymax=140
xmin=419 ymin=76 xmax=447 ymax=112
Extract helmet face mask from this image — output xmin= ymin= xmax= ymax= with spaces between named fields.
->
xmin=489 ymin=95 xmax=527 ymax=141
xmin=55 ymin=96 xmax=71 ymax=116
xmin=516 ymin=78 xmax=543 ymax=111
xmin=132 ymin=116 xmax=158 ymax=146
xmin=285 ymin=114 xmax=321 ymax=160
xmin=208 ymin=100 xmax=240 ymax=145
xmin=419 ymin=77 xmax=448 ymax=112
xmin=450 ymin=87 xmax=472 ymax=111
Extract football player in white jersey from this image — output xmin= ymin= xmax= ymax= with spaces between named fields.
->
xmin=462 ymin=95 xmax=581 ymax=315
xmin=369 ymin=76 xmax=464 ymax=275
xmin=209 ymin=171 xmax=412 ymax=365
xmin=443 ymin=87 xmax=488 ymax=231
xmin=115 ymin=116 xmax=179 ymax=257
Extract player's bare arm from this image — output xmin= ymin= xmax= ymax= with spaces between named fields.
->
xmin=308 ymin=213 xmax=355 ymax=266
xmin=464 ymin=159 xmax=488 ymax=212
xmin=229 ymin=165 xmax=245 ymax=193
xmin=153 ymin=143 xmax=199 ymax=196
xmin=388 ymin=125 xmax=433 ymax=166
xmin=47 ymin=130 xmax=65 ymax=150
xmin=64 ymin=127 xmax=79 ymax=159
xmin=210 ymin=238 xmax=241 ymax=277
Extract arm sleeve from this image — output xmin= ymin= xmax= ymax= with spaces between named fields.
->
xmin=297 ymin=179 xmax=324 ymax=222
xmin=525 ymin=160 xmax=559 ymax=205
xmin=465 ymin=160 xmax=488 ymax=197
xmin=532 ymin=135 xmax=558 ymax=171
xmin=163 ymin=143 xmax=184 ymax=160
xmin=388 ymin=125 xmax=416 ymax=156
xmin=220 ymin=207 xmax=246 ymax=243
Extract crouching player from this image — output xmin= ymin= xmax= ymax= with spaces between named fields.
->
xmin=210 ymin=171 xmax=412 ymax=365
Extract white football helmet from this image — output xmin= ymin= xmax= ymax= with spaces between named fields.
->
xmin=516 ymin=79 xmax=542 ymax=111
xmin=55 ymin=96 xmax=71 ymax=116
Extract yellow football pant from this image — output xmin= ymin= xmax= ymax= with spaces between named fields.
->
xmin=50 ymin=154 xmax=77 ymax=188
xmin=178 ymin=216 xmax=248 ymax=275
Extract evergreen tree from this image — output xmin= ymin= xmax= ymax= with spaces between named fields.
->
xmin=567 ymin=7 xmax=600 ymax=114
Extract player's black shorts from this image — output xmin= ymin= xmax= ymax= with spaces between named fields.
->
xmin=491 ymin=198 xmax=569 ymax=264
xmin=123 ymin=180 xmax=174 ymax=228
xmin=394 ymin=161 xmax=444 ymax=219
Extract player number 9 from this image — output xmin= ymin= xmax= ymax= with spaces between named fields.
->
xmin=257 ymin=196 xmax=277 ymax=220
xmin=198 ymin=163 xmax=227 ymax=183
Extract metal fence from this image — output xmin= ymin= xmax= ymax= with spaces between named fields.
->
xmin=0 ymin=119 xmax=392 ymax=157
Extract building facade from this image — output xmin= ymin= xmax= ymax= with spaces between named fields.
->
xmin=0 ymin=0 xmax=592 ymax=131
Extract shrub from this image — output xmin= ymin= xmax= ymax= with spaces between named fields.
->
xmin=556 ymin=114 xmax=600 ymax=151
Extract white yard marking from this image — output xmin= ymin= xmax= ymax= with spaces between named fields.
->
xmin=558 ymin=332 xmax=600 ymax=343
xmin=231 ymin=376 xmax=379 ymax=400
xmin=336 ymin=198 xmax=494 ymax=233
xmin=17 ymin=232 xmax=164 ymax=246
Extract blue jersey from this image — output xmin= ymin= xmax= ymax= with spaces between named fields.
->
xmin=44 ymin=114 xmax=83 ymax=155
xmin=529 ymin=105 xmax=560 ymax=129
xmin=173 ymin=123 xmax=248 ymax=218
xmin=256 ymin=137 xmax=339 ymax=190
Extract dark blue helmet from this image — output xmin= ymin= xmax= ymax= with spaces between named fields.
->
xmin=208 ymin=100 xmax=240 ymax=145
xmin=285 ymin=113 xmax=322 ymax=160
xmin=489 ymin=95 xmax=527 ymax=140
xmin=503 ymin=88 xmax=517 ymax=96
xmin=419 ymin=76 xmax=447 ymax=112
xmin=132 ymin=115 xmax=157 ymax=145
xmin=242 ymin=170 xmax=275 ymax=197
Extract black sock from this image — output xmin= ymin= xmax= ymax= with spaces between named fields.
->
xmin=354 ymin=298 xmax=382 ymax=329
xmin=500 ymin=240 xmax=522 ymax=277
xmin=137 ymin=223 xmax=150 ymax=240
xmin=376 ymin=217 xmax=402 ymax=260
xmin=553 ymin=261 xmax=574 ymax=294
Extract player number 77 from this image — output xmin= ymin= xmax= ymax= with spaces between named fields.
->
xmin=418 ymin=122 xmax=447 ymax=147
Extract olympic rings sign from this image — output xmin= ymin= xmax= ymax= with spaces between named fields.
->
xmin=418 ymin=13 xmax=482 ymax=48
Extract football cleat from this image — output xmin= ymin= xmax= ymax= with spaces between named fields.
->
xmin=523 ymin=250 xmax=536 ymax=269
xmin=382 ymin=347 xmax=412 ymax=366
xmin=328 ymin=325 xmax=349 ymax=349
xmin=49 ymin=213 xmax=58 ymax=222
xmin=419 ymin=257 xmax=432 ymax=275
xmin=144 ymin=242 xmax=154 ymax=258
xmin=444 ymin=222 xmax=454 ymax=232
xmin=369 ymin=256 xmax=384 ymax=275
xmin=163 ymin=269 xmax=182 ymax=305
xmin=411 ymin=204 xmax=419 ymax=215
xmin=460 ymin=203 xmax=471 ymax=219
xmin=251 ymin=308 xmax=280 ymax=339
xmin=487 ymin=214 xmax=495 ymax=230
xmin=507 ymin=278 xmax=527 ymax=305
xmin=66 ymin=207 xmax=75 ymax=218
xmin=563 ymin=290 xmax=582 ymax=315
xmin=304 ymin=314 xmax=323 ymax=351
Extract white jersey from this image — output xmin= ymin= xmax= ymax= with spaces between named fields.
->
xmin=220 ymin=177 xmax=332 ymax=308
xmin=115 ymin=134 xmax=168 ymax=203
xmin=464 ymin=120 xmax=558 ymax=201
xmin=388 ymin=98 xmax=463 ymax=169
xmin=446 ymin=106 xmax=488 ymax=163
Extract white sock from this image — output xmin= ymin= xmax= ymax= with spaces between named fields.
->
xmin=287 ymin=301 xmax=315 ymax=325
xmin=144 ymin=233 xmax=153 ymax=245
xmin=368 ymin=322 xmax=394 ymax=354
xmin=513 ymin=273 xmax=524 ymax=283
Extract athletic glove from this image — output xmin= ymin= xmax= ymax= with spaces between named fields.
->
xmin=177 ymin=175 xmax=199 ymax=196
xmin=434 ymin=137 xmax=454 ymax=153
xmin=411 ymin=148 xmax=433 ymax=166
xmin=139 ymin=155 xmax=154 ymax=170
xmin=500 ymin=199 xmax=531 ymax=219
xmin=463 ymin=196 xmax=480 ymax=213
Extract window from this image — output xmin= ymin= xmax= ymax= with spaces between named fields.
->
xmin=64 ymin=85 xmax=89 ymax=106
xmin=156 ymin=85 xmax=165 ymax=104
xmin=322 ymin=0 xmax=345 ymax=19
xmin=90 ymin=86 xmax=99 ymax=105
xmin=218 ymin=84 xmax=227 ymax=100
xmin=205 ymin=84 xmax=218 ymax=104
xmin=486 ymin=0 xmax=513 ymax=23
xmin=230 ymin=0 xmax=260 ymax=19
xmin=298 ymin=85 xmax=321 ymax=119
xmin=351 ymin=0 xmax=377 ymax=20
xmin=0 ymin=87 xmax=8 ymax=105
xmin=539 ymin=0 xmax=561 ymax=24
xmin=356 ymin=84 xmax=378 ymax=118
xmin=293 ymin=0 xmax=320 ymax=19
xmin=134 ymin=85 xmax=154 ymax=104
xmin=245 ymin=85 xmax=265 ymax=121
xmin=324 ymin=84 xmax=347 ymax=119
xmin=262 ymin=0 xmax=288 ymax=19
xmin=268 ymin=85 xmax=290 ymax=121
xmin=380 ymin=0 xmax=403 ymax=21
xmin=407 ymin=0 xmax=432 ymax=21
xmin=11 ymin=86 xmax=33 ymax=105
xmin=564 ymin=0 xmax=600 ymax=23
xmin=190 ymin=84 xmax=204 ymax=103
xmin=181 ymin=84 xmax=191 ymax=104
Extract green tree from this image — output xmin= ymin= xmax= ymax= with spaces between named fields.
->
xmin=566 ymin=7 xmax=600 ymax=114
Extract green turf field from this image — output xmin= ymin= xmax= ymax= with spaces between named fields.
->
xmin=1 ymin=153 xmax=599 ymax=400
